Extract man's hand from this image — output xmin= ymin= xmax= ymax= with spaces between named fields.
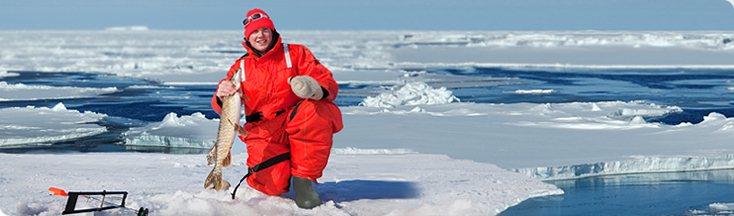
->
xmin=217 ymin=81 xmax=238 ymax=99
xmin=288 ymin=76 xmax=323 ymax=100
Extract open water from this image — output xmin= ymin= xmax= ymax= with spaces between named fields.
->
xmin=500 ymin=169 xmax=734 ymax=216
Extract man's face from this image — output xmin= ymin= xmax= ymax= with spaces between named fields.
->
xmin=248 ymin=27 xmax=273 ymax=53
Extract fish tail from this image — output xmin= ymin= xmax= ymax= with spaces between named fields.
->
xmin=204 ymin=166 xmax=232 ymax=191
xmin=204 ymin=167 xmax=222 ymax=191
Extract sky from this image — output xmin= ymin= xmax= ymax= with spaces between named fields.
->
xmin=1 ymin=0 xmax=733 ymax=31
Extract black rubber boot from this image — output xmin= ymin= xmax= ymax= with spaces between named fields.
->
xmin=292 ymin=176 xmax=321 ymax=209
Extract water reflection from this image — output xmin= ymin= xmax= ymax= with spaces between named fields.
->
xmin=501 ymin=169 xmax=734 ymax=216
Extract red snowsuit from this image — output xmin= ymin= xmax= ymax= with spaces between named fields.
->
xmin=211 ymin=36 xmax=343 ymax=196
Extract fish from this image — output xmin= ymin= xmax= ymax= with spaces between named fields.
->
xmin=205 ymin=69 xmax=247 ymax=191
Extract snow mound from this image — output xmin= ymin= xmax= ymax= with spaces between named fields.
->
xmin=123 ymin=112 xmax=218 ymax=148
xmin=359 ymin=82 xmax=459 ymax=108
xmin=0 ymin=103 xmax=107 ymax=147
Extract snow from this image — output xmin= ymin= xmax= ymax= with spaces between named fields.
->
xmin=2 ymin=30 xmax=734 ymax=215
xmin=0 ymin=153 xmax=560 ymax=216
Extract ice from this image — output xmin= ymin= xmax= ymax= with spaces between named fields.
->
xmin=0 ymin=103 xmax=107 ymax=147
xmin=515 ymin=154 xmax=734 ymax=180
xmin=609 ymin=105 xmax=683 ymax=119
xmin=685 ymin=203 xmax=734 ymax=215
xmin=359 ymin=82 xmax=459 ymax=108
xmin=2 ymin=31 xmax=734 ymax=85
xmin=0 ymin=71 xmax=18 ymax=78
xmin=0 ymin=82 xmax=118 ymax=101
xmin=123 ymin=112 xmax=218 ymax=148
xmin=710 ymin=203 xmax=734 ymax=211
xmin=511 ymin=89 xmax=557 ymax=94
xmin=392 ymin=31 xmax=734 ymax=50
xmin=335 ymin=101 xmax=734 ymax=176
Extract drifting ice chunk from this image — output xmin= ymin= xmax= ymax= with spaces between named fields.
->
xmin=0 ymin=71 xmax=18 ymax=78
xmin=0 ymin=82 xmax=118 ymax=101
xmin=709 ymin=203 xmax=734 ymax=211
xmin=0 ymin=103 xmax=107 ymax=147
xmin=607 ymin=103 xmax=682 ymax=120
xmin=512 ymin=89 xmax=557 ymax=94
xmin=123 ymin=112 xmax=218 ymax=148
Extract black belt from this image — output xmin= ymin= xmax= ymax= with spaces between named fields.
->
xmin=245 ymin=109 xmax=284 ymax=123
xmin=246 ymin=105 xmax=296 ymax=123
xmin=231 ymin=152 xmax=291 ymax=199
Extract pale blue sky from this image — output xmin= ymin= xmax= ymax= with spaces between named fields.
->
xmin=1 ymin=0 xmax=733 ymax=30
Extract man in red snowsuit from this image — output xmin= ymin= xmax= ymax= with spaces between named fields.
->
xmin=212 ymin=8 xmax=343 ymax=209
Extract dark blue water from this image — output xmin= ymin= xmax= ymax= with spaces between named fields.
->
xmin=419 ymin=67 xmax=734 ymax=124
xmin=0 ymin=71 xmax=369 ymax=122
xmin=0 ymin=71 xmax=220 ymax=122
xmin=500 ymin=169 xmax=734 ymax=216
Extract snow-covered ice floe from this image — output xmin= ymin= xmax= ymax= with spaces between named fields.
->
xmin=0 ymin=70 xmax=18 ymax=78
xmin=510 ymin=89 xmax=557 ymax=95
xmin=686 ymin=203 xmax=734 ymax=215
xmin=0 ymin=103 xmax=107 ymax=147
xmin=0 ymin=82 xmax=118 ymax=101
xmin=4 ymin=31 xmax=733 ymax=85
xmin=337 ymin=100 xmax=734 ymax=182
xmin=0 ymin=153 xmax=561 ymax=216
xmin=511 ymin=111 xmax=734 ymax=180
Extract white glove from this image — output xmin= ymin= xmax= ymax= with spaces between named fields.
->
xmin=288 ymin=76 xmax=323 ymax=100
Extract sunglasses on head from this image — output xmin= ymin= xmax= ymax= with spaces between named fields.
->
xmin=242 ymin=13 xmax=268 ymax=27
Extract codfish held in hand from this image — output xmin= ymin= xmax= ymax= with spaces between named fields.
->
xmin=205 ymin=69 xmax=247 ymax=191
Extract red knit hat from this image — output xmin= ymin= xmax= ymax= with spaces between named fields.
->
xmin=243 ymin=8 xmax=275 ymax=41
